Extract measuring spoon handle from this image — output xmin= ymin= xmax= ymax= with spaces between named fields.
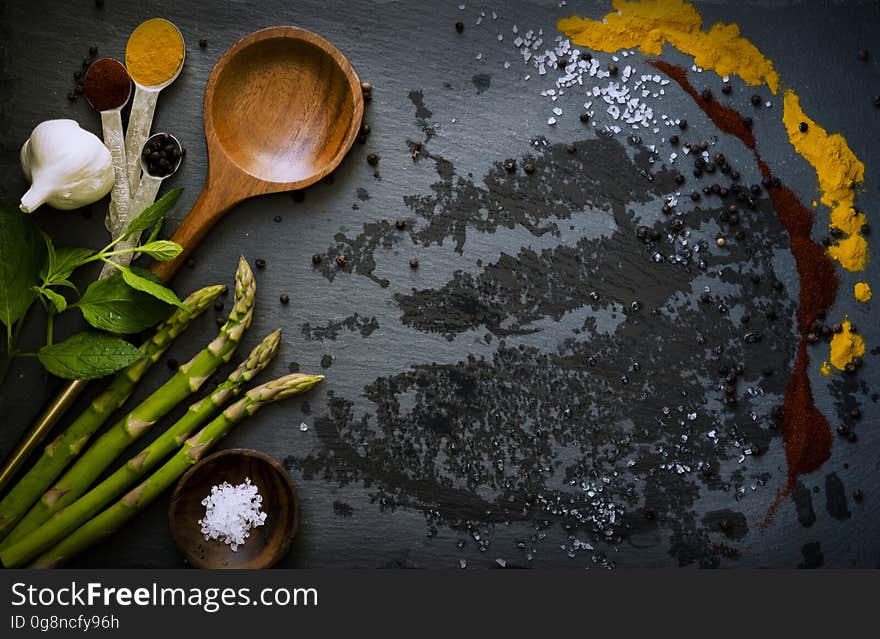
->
xmin=98 ymin=173 xmax=164 ymax=279
xmin=101 ymin=109 xmax=131 ymax=238
xmin=125 ymin=86 xmax=159 ymax=194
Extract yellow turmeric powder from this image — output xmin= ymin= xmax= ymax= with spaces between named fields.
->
xmin=828 ymin=318 xmax=865 ymax=372
xmin=125 ymin=18 xmax=184 ymax=87
xmin=854 ymin=282 xmax=872 ymax=303
xmin=557 ymin=0 xmax=779 ymax=92
xmin=782 ymin=91 xmax=868 ymax=272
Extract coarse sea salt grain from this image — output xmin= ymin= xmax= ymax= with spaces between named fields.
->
xmin=198 ymin=477 xmax=267 ymax=551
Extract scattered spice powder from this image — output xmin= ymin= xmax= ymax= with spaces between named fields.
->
xmin=854 ymin=282 xmax=872 ymax=303
xmin=648 ymin=60 xmax=755 ymax=148
xmin=782 ymin=91 xmax=868 ymax=272
xmin=828 ymin=317 xmax=866 ymax=372
xmin=125 ymin=18 xmax=185 ymax=87
xmin=654 ymin=60 xmax=838 ymax=514
xmin=560 ymin=0 xmax=870 ymax=277
xmin=558 ymin=0 xmax=780 ymax=92
xmin=83 ymin=58 xmax=131 ymax=111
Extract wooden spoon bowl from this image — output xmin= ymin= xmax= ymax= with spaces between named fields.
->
xmin=169 ymin=449 xmax=299 ymax=569
xmin=152 ymin=27 xmax=363 ymax=281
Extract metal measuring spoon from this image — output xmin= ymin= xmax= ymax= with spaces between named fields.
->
xmin=123 ymin=19 xmax=185 ymax=193
xmin=83 ymin=58 xmax=133 ymax=241
xmin=98 ymin=132 xmax=183 ymax=278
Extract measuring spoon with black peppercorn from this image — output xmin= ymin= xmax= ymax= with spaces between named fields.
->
xmin=101 ymin=133 xmax=184 ymax=274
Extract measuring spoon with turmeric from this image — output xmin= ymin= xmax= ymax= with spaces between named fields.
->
xmin=83 ymin=58 xmax=133 ymax=240
xmin=124 ymin=18 xmax=185 ymax=194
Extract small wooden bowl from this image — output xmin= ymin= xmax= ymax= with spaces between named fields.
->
xmin=169 ymin=449 xmax=299 ymax=569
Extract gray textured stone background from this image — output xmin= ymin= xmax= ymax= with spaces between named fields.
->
xmin=0 ymin=0 xmax=878 ymax=568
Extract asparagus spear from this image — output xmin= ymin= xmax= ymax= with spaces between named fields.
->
xmin=1 ymin=329 xmax=282 ymax=568
xmin=0 ymin=284 xmax=225 ymax=540
xmin=31 ymin=373 xmax=324 ymax=568
xmin=1 ymin=257 xmax=256 ymax=548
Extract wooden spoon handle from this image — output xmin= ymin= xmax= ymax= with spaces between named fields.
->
xmin=150 ymin=183 xmax=235 ymax=283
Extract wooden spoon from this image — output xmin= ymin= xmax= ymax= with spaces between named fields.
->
xmin=151 ymin=26 xmax=364 ymax=282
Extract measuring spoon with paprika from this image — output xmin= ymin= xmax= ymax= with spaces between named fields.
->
xmin=83 ymin=57 xmax=133 ymax=241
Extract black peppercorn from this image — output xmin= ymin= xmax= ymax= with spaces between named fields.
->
xmin=395 ymin=218 xmax=407 ymax=230
xmin=751 ymin=94 xmax=762 ymax=106
xmin=636 ymin=225 xmax=649 ymax=240
xmin=678 ymin=119 xmax=688 ymax=130
xmin=669 ymin=218 xmax=684 ymax=233
xmin=503 ymin=158 xmax=516 ymax=173
xmin=89 ymin=45 xmax=98 ymax=56
xmin=674 ymin=174 xmax=685 ymax=186
xmin=741 ymin=117 xmax=752 ymax=129
xmin=873 ymin=96 xmax=880 ymax=108
xmin=409 ymin=257 xmax=419 ymax=269
xmin=524 ymin=162 xmax=536 ymax=174
xmin=721 ymin=83 xmax=732 ymax=95
xmin=254 ymin=258 xmax=266 ymax=269
xmin=335 ymin=255 xmax=347 ymax=267
xmin=199 ymin=38 xmax=208 ymax=48
xmin=67 ymin=91 xmax=78 ymax=101
xmin=280 ymin=293 xmax=290 ymax=304
xmin=608 ymin=63 xmax=618 ymax=75
xmin=799 ymin=121 xmax=808 ymax=133
xmin=311 ymin=254 xmax=322 ymax=265
xmin=690 ymin=191 xmax=701 ymax=202
xmin=701 ymin=88 xmax=712 ymax=101
xmin=669 ymin=134 xmax=679 ymax=145
xmin=580 ymin=112 xmax=590 ymax=123
xmin=567 ymin=143 xmax=577 ymax=153
xmin=366 ymin=153 xmax=379 ymax=166
xmin=455 ymin=21 xmax=464 ymax=33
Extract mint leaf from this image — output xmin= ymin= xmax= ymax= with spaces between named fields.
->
xmin=122 ymin=188 xmax=182 ymax=241
xmin=0 ymin=199 xmax=45 ymax=332
xmin=77 ymin=270 xmax=172 ymax=334
xmin=136 ymin=240 xmax=182 ymax=262
xmin=120 ymin=267 xmax=182 ymax=307
xmin=41 ymin=288 xmax=68 ymax=314
xmin=49 ymin=247 xmax=95 ymax=282
xmin=38 ymin=331 xmax=142 ymax=380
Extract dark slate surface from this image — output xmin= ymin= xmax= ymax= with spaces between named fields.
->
xmin=1 ymin=0 xmax=878 ymax=568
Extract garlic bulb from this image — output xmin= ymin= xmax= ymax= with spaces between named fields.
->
xmin=20 ymin=119 xmax=114 ymax=213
